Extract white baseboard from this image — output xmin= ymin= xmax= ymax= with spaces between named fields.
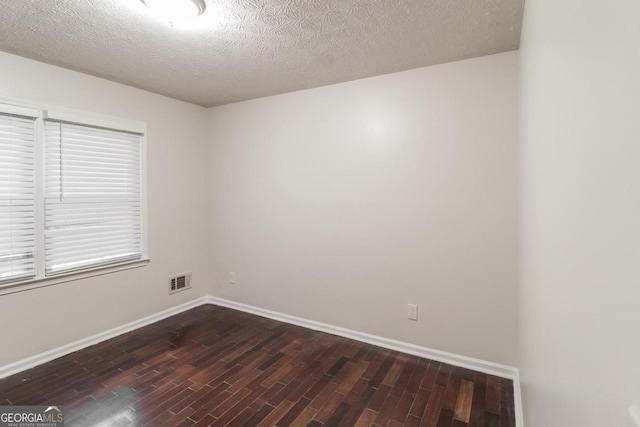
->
xmin=513 ymin=370 xmax=525 ymax=427
xmin=0 ymin=296 xmax=210 ymax=380
xmin=207 ymin=296 xmax=525 ymax=427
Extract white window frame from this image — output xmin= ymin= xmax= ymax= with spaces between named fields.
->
xmin=0 ymin=98 xmax=149 ymax=296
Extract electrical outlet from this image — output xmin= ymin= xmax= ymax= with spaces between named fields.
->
xmin=407 ymin=304 xmax=418 ymax=321
xmin=229 ymin=272 xmax=236 ymax=284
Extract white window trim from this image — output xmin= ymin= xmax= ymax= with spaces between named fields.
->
xmin=0 ymin=258 xmax=150 ymax=296
xmin=44 ymin=107 xmax=146 ymax=135
xmin=0 ymin=97 xmax=149 ymax=294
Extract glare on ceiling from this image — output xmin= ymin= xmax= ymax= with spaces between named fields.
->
xmin=141 ymin=0 xmax=206 ymax=25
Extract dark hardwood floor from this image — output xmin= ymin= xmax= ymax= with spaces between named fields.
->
xmin=0 ymin=305 xmax=515 ymax=426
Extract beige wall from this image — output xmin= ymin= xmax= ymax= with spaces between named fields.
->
xmin=520 ymin=0 xmax=640 ymax=425
xmin=0 ymin=52 xmax=212 ymax=366
xmin=209 ymin=52 xmax=520 ymax=365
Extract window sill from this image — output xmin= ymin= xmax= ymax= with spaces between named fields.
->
xmin=0 ymin=258 xmax=150 ymax=297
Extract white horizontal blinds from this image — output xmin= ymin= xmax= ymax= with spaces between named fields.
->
xmin=0 ymin=112 xmax=37 ymax=284
xmin=44 ymin=121 xmax=142 ymax=275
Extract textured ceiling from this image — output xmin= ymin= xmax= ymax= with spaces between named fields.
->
xmin=0 ymin=0 xmax=524 ymax=107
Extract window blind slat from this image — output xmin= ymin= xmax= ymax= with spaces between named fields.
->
xmin=45 ymin=228 xmax=141 ymax=242
xmin=0 ymin=146 xmax=36 ymax=155
xmin=47 ymin=219 xmax=138 ymax=229
xmin=0 ymin=113 xmax=36 ymax=284
xmin=47 ymin=140 xmax=141 ymax=154
xmin=45 ymin=165 xmax=140 ymax=176
xmin=45 ymin=236 xmax=140 ymax=251
xmin=44 ymin=121 xmax=142 ymax=276
xmin=45 ymin=245 xmax=140 ymax=263
xmin=44 ymin=196 xmax=140 ymax=203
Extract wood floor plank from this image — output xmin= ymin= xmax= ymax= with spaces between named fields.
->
xmin=453 ymin=380 xmax=474 ymax=423
xmin=308 ymin=380 xmax=340 ymax=411
xmin=373 ymin=393 xmax=399 ymax=426
xmin=409 ymin=386 xmax=431 ymax=419
xmin=323 ymin=401 xmax=351 ymax=427
xmin=486 ymin=411 xmax=501 ymax=427
xmin=257 ymin=400 xmax=295 ymax=427
xmin=436 ymin=408 xmax=454 ymax=427
xmin=0 ymin=305 xmax=515 ymax=427
xmin=442 ymin=367 xmax=462 ymax=411
xmin=313 ymin=391 xmax=346 ymax=424
xmin=382 ymin=354 xmax=408 ymax=387
xmin=338 ymin=384 xmax=376 ymax=426
xmin=391 ymin=391 xmax=415 ymax=423
xmin=486 ymin=375 xmax=502 ymax=414
xmin=336 ymin=362 xmax=368 ymax=395
xmin=276 ymin=397 xmax=312 ymax=426
xmin=469 ymin=373 xmax=487 ymax=426
xmin=406 ymin=358 xmax=429 ymax=395
xmin=405 ymin=415 xmax=422 ymax=427
xmin=290 ymin=406 xmax=318 ymax=427
xmin=422 ymin=384 xmax=445 ymax=426
xmin=367 ymin=384 xmax=392 ymax=412
xmin=421 ymin=361 xmax=441 ymax=389
xmin=390 ymin=356 xmax=419 ymax=397
xmin=354 ymin=409 xmax=378 ymax=427
xmin=243 ymin=404 xmax=275 ymax=426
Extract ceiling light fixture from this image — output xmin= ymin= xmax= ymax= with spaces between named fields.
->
xmin=141 ymin=0 xmax=206 ymax=24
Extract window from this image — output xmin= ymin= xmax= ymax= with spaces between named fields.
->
xmin=0 ymin=101 xmax=147 ymax=289
xmin=44 ymin=121 xmax=143 ymax=275
xmin=0 ymin=106 xmax=37 ymax=284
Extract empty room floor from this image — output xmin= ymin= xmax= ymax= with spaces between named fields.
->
xmin=0 ymin=305 xmax=515 ymax=426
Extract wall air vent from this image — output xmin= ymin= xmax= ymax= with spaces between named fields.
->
xmin=169 ymin=272 xmax=192 ymax=294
